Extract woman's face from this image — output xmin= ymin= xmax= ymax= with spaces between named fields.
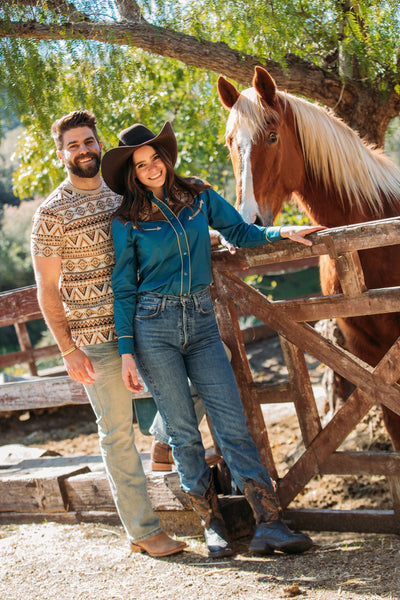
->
xmin=132 ymin=145 xmax=167 ymax=198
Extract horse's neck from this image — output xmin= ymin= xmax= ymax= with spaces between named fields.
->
xmin=298 ymin=184 xmax=399 ymax=228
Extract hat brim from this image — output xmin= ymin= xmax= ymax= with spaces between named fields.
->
xmin=101 ymin=121 xmax=178 ymax=195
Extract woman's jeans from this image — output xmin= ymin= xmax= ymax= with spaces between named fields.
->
xmin=134 ymin=288 xmax=273 ymax=496
xmin=82 ymin=340 xmax=161 ymax=543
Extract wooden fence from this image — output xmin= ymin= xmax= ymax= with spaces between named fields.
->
xmin=1 ymin=217 xmax=400 ymax=534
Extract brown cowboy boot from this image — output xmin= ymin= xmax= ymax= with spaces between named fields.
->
xmin=243 ymin=480 xmax=313 ymax=555
xmin=187 ymin=477 xmax=235 ymax=558
xmin=151 ymin=438 xmax=223 ymax=471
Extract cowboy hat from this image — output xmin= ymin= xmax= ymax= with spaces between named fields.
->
xmin=101 ymin=121 xmax=178 ymax=195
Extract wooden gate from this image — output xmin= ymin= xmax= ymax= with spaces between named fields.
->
xmin=210 ymin=217 xmax=400 ymax=534
xmin=1 ymin=218 xmax=400 ymax=533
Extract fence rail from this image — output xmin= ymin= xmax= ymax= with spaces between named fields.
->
xmin=2 ymin=217 xmax=400 ymax=533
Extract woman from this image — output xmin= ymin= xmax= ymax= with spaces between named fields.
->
xmin=102 ymin=121 xmax=324 ymax=559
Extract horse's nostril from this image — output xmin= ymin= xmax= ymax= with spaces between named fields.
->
xmin=254 ymin=216 xmax=263 ymax=226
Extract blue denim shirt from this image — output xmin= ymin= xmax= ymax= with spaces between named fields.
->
xmin=111 ymin=187 xmax=282 ymax=355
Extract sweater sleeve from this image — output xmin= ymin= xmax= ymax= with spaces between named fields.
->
xmin=203 ymin=189 xmax=283 ymax=247
xmin=111 ymin=218 xmax=138 ymax=355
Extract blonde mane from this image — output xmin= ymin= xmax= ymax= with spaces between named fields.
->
xmin=228 ymin=87 xmax=400 ymax=217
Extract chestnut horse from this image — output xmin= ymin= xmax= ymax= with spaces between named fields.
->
xmin=217 ymin=66 xmax=400 ymax=450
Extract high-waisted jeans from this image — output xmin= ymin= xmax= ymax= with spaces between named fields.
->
xmin=134 ymin=288 xmax=273 ymax=496
xmin=82 ymin=340 xmax=161 ymax=543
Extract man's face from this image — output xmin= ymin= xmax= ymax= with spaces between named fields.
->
xmin=58 ymin=126 xmax=102 ymax=179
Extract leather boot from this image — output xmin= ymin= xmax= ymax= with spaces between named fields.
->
xmin=151 ymin=438 xmax=223 ymax=471
xmin=243 ymin=480 xmax=313 ymax=555
xmin=187 ymin=477 xmax=235 ymax=558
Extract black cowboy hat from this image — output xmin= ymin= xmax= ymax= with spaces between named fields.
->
xmin=101 ymin=121 xmax=178 ymax=195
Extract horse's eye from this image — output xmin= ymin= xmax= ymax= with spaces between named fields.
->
xmin=267 ymin=131 xmax=278 ymax=144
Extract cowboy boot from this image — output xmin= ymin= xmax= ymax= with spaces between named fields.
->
xmin=243 ymin=480 xmax=313 ymax=555
xmin=151 ymin=438 xmax=223 ymax=471
xmin=187 ymin=477 xmax=235 ymax=558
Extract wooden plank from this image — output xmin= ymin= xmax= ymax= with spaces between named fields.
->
xmin=0 ymin=345 xmax=59 ymax=370
xmin=264 ymin=287 xmax=400 ymax=323
xmin=284 ymin=508 xmax=400 ymax=534
xmin=0 ymin=285 xmax=42 ymax=326
xmin=0 ymin=375 xmax=154 ymax=411
xmin=280 ymin=337 xmax=321 ymax=447
xmin=321 ymin=451 xmax=400 ymax=475
xmin=0 ymin=455 xmax=92 ymax=512
xmin=212 ymin=217 xmax=400 ymax=272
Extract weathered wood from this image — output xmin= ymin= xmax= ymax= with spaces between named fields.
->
xmin=0 ymin=456 xmax=91 ymax=512
xmin=284 ymin=508 xmax=400 ymax=534
xmin=265 ymin=287 xmax=400 ymax=323
xmin=279 ymin=338 xmax=400 ymax=507
xmin=0 ymin=285 xmax=42 ymax=326
xmin=0 ymin=375 xmax=155 ymax=411
xmin=321 ymin=451 xmax=400 ymax=475
xmin=0 ymin=345 xmax=60 ymax=370
xmin=280 ymin=337 xmax=322 ymax=447
xmin=324 ymin=234 xmax=367 ymax=297
xmin=387 ymin=476 xmax=400 ymax=526
xmin=14 ymin=322 xmax=37 ymax=376
xmin=222 ymin=271 xmax=400 ymax=418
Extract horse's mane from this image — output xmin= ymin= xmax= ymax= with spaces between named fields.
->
xmin=229 ymin=87 xmax=400 ymax=217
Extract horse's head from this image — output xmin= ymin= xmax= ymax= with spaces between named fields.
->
xmin=217 ymin=67 xmax=305 ymax=226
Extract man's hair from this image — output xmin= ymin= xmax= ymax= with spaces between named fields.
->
xmin=51 ymin=110 xmax=100 ymax=150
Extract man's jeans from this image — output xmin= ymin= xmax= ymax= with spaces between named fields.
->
xmin=134 ymin=288 xmax=273 ymax=496
xmin=82 ymin=341 xmax=161 ymax=543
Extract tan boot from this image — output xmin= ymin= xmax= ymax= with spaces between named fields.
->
xmin=130 ymin=531 xmax=187 ymax=557
xmin=151 ymin=438 xmax=223 ymax=471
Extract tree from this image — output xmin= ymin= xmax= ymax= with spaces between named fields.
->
xmin=1 ymin=0 xmax=399 ymax=147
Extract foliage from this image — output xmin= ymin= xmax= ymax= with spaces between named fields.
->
xmin=0 ymin=1 xmax=399 ymax=197
xmin=144 ymin=0 xmax=400 ymax=82
xmin=0 ymin=198 xmax=38 ymax=292
xmin=0 ymin=41 xmax=233 ymax=199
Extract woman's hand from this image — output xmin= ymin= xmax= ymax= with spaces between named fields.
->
xmin=209 ymin=229 xmax=236 ymax=254
xmin=280 ymin=225 xmax=326 ymax=246
xmin=64 ymin=348 xmax=95 ymax=385
xmin=121 ymin=354 xmax=144 ymax=393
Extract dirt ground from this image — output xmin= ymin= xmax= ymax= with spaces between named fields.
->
xmin=1 ymin=337 xmax=399 ymax=600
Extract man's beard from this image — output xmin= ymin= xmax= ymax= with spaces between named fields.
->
xmin=66 ymin=152 xmax=101 ymax=178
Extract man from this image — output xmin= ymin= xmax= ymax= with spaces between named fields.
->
xmin=31 ymin=110 xmax=186 ymax=557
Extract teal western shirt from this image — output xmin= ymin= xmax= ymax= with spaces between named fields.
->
xmin=111 ymin=187 xmax=282 ymax=355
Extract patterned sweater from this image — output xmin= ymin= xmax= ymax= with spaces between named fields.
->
xmin=31 ymin=179 xmax=121 ymax=346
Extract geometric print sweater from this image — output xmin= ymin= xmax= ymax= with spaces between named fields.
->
xmin=31 ymin=179 xmax=121 ymax=346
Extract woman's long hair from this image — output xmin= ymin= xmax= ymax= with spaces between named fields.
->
xmin=113 ymin=143 xmax=211 ymax=228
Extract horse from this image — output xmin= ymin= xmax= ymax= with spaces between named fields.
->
xmin=217 ymin=65 xmax=400 ymax=450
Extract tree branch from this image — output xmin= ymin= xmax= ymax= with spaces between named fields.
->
xmin=114 ymin=0 xmax=143 ymax=22
xmin=0 ymin=19 xmax=358 ymax=105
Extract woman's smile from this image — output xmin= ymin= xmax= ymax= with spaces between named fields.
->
xmin=133 ymin=145 xmax=167 ymax=197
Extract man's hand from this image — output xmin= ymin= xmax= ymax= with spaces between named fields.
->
xmin=64 ymin=348 xmax=96 ymax=385
xmin=121 ymin=354 xmax=144 ymax=393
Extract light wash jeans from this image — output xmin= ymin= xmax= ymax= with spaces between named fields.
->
xmin=134 ymin=287 xmax=273 ymax=496
xmin=82 ymin=340 xmax=161 ymax=543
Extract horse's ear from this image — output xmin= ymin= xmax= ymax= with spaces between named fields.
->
xmin=217 ymin=75 xmax=240 ymax=109
xmin=253 ymin=66 xmax=277 ymax=106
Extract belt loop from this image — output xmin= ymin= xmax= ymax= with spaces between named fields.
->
xmin=193 ymin=293 xmax=199 ymax=311
xmin=161 ymin=296 xmax=167 ymax=311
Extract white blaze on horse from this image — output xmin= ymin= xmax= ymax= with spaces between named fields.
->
xmin=217 ymin=66 xmax=400 ymax=449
